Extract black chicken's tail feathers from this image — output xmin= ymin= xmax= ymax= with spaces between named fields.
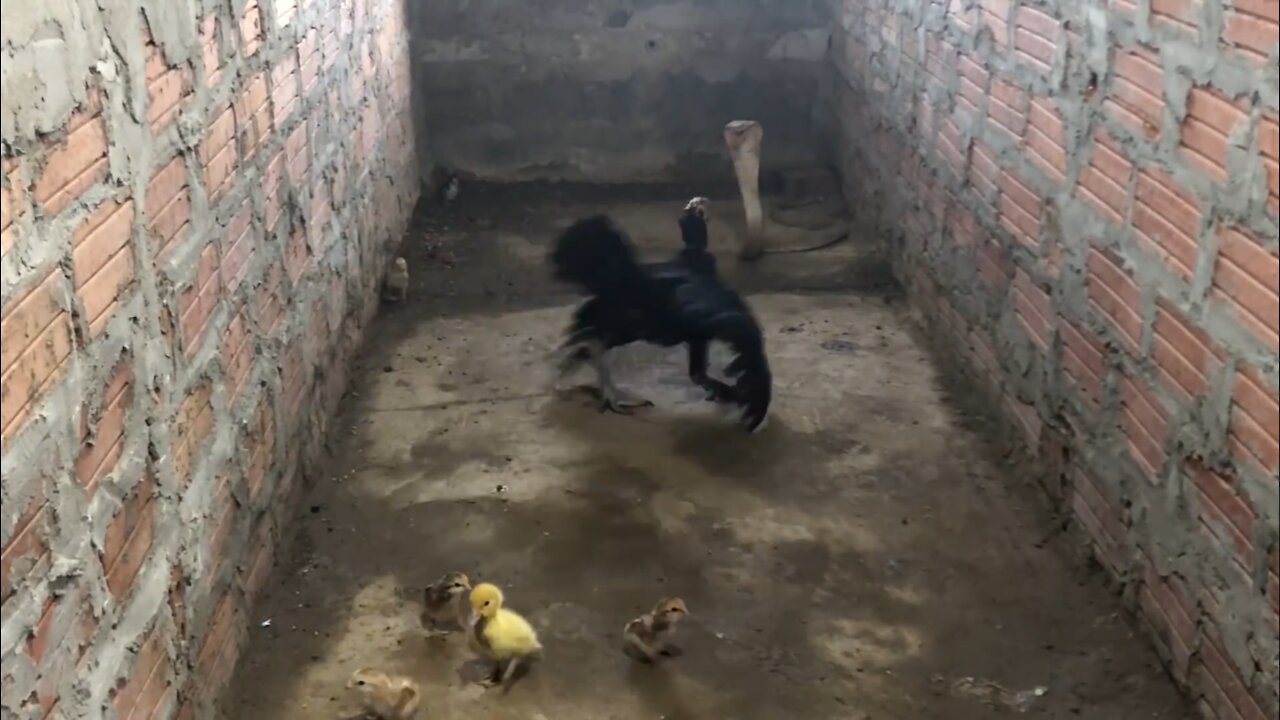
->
xmin=550 ymin=215 xmax=645 ymax=297
xmin=716 ymin=312 xmax=772 ymax=433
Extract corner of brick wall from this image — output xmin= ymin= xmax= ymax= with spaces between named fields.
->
xmin=1 ymin=0 xmax=418 ymax=717
xmin=825 ymin=1 xmax=1279 ymax=718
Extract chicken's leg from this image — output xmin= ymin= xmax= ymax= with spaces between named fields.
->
xmin=687 ymin=340 xmax=735 ymax=403
xmin=585 ymin=340 xmax=654 ymax=414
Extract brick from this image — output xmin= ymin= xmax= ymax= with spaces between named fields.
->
xmin=1004 ymin=394 xmax=1042 ymax=446
xmin=234 ymin=72 xmax=272 ymax=160
xmin=179 ymin=242 xmax=222 ymax=355
xmin=1262 ymin=111 xmax=1279 ymax=215
xmin=263 ymin=150 xmax=286 ymax=230
xmin=1212 ymin=223 xmax=1279 ymax=352
xmin=1076 ymin=130 xmax=1133 ymax=225
xmin=75 ymin=359 xmax=132 ymax=488
xmin=111 ymin=630 xmax=171 ymax=720
xmin=281 ymin=343 xmax=306 ymax=421
xmin=308 ymin=181 xmax=332 ymax=248
xmin=1194 ymin=637 xmax=1270 ymax=720
xmin=1151 ymin=301 xmax=1224 ymax=402
xmin=937 ymin=117 xmax=967 ymax=177
xmin=240 ymin=0 xmax=264 ymax=57
xmin=220 ymin=306 xmax=253 ymax=404
xmin=1132 ymin=167 xmax=1202 ymax=280
xmin=194 ymin=593 xmax=243 ymax=700
xmin=1151 ymin=0 xmax=1202 ymax=37
xmin=1 ymin=498 xmax=48 ymax=603
xmin=1026 ymin=97 xmax=1066 ymax=183
xmin=244 ymin=397 xmax=275 ymax=497
xmin=200 ymin=105 xmax=238 ymax=200
xmin=33 ymin=100 xmax=109 ymax=215
xmin=271 ymin=50 xmax=300 ymax=126
xmin=321 ymin=28 xmax=340 ymax=70
xmin=26 ymin=587 xmax=93 ymax=667
xmin=275 ymin=0 xmax=298 ymax=28
xmin=955 ymin=54 xmax=988 ymax=117
xmin=1 ymin=270 xmax=75 ymax=443
xmin=1120 ymin=373 xmax=1169 ymax=480
xmin=1 ymin=158 xmax=17 ymax=258
xmin=976 ymin=239 xmax=1011 ymax=288
xmin=222 ymin=199 xmax=255 ymax=295
xmin=980 ymin=0 xmax=1011 ymax=46
xmin=197 ymin=476 xmax=237 ymax=599
xmin=1139 ymin=563 xmax=1195 ymax=679
xmin=1187 ymin=461 xmax=1254 ymax=571
xmin=923 ymin=36 xmax=953 ymax=90
xmin=946 ymin=199 xmax=979 ymax=247
xmin=998 ymin=168 xmax=1041 ymax=248
xmin=1072 ymin=470 xmax=1125 ymax=576
xmin=361 ymin=104 xmax=379 ymax=159
xmin=1230 ymin=363 xmax=1279 ymax=475
xmin=1013 ymin=6 xmax=1061 ymax=72
xmin=1012 ymin=269 xmax=1052 ymax=349
xmin=299 ymin=29 xmax=322 ymax=95
xmin=199 ymin=14 xmax=221 ymax=84
xmin=285 ymin=227 xmax=310 ymax=283
xmin=969 ymin=141 xmax=1000 ymax=199
xmin=1106 ymin=46 xmax=1164 ymax=139
xmin=1222 ymin=0 xmax=1280 ymax=64
xmin=239 ymin=518 xmax=275 ymax=603
xmin=1086 ymin=248 xmax=1143 ymax=356
xmin=987 ymin=77 xmax=1028 ymax=143
xmin=1060 ymin=319 xmax=1106 ymax=409
xmin=172 ymin=383 xmax=214 ymax=487
xmin=145 ymin=42 xmax=192 ymax=134
xmin=146 ymin=157 xmax=191 ymax=265
xmin=286 ymin=124 xmax=308 ymax=186
xmin=72 ymin=198 xmax=136 ymax=334
xmin=102 ymin=475 xmax=156 ymax=599
xmin=1180 ymin=86 xmax=1249 ymax=182
xmin=255 ymin=261 xmax=285 ymax=335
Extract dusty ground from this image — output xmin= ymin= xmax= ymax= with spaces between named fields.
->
xmin=225 ymin=184 xmax=1194 ymax=719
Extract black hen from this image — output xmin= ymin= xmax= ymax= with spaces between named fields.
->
xmin=550 ymin=198 xmax=772 ymax=432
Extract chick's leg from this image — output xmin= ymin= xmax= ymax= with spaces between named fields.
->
xmin=498 ymin=657 xmax=524 ymax=692
xmin=687 ymin=340 xmax=736 ymax=403
xmin=586 ymin=341 xmax=653 ymax=413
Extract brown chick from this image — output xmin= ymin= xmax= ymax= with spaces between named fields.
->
xmin=346 ymin=668 xmax=421 ymax=719
xmin=623 ymin=597 xmax=689 ymax=663
xmin=421 ymin=571 xmax=471 ymax=636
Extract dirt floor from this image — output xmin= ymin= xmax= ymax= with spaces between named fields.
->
xmin=224 ymin=183 xmax=1195 ymax=719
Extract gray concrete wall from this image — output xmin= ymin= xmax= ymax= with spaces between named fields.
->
xmin=0 ymin=0 xmax=418 ymax=717
xmin=821 ymin=1 xmax=1278 ymax=718
xmin=407 ymin=0 xmax=833 ymax=182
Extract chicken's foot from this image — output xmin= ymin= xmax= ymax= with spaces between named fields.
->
xmin=586 ymin=341 xmax=654 ymax=414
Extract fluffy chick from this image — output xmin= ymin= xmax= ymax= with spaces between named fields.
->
xmin=439 ymin=175 xmax=459 ymax=204
xmin=346 ymin=668 xmax=421 ymax=720
xmin=420 ymin=571 xmax=471 ymax=636
xmin=468 ymin=582 xmax=543 ymax=690
xmin=623 ymin=597 xmax=689 ymax=663
xmin=385 ymin=257 xmax=410 ymax=302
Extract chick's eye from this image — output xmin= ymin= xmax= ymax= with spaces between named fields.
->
xmin=484 ymin=600 xmax=491 ymax=607
xmin=357 ymin=680 xmax=365 ymax=686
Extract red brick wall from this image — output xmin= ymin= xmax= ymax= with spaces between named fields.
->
xmin=826 ymin=1 xmax=1278 ymax=718
xmin=0 ymin=0 xmax=417 ymax=717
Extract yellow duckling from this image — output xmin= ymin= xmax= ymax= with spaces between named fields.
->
xmin=468 ymin=582 xmax=543 ymax=690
